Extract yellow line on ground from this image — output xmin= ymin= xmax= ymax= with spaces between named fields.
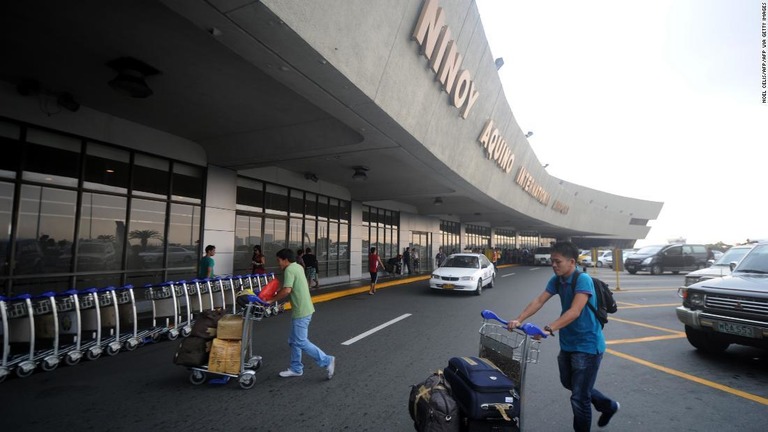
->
xmin=612 ymin=288 xmax=679 ymax=293
xmin=608 ymin=317 xmax=682 ymax=334
xmin=619 ymin=303 xmax=680 ymax=309
xmin=617 ymin=301 xmax=641 ymax=306
xmin=607 ymin=334 xmax=685 ymax=345
xmin=283 ymin=275 xmax=431 ymax=310
xmin=606 ymin=348 xmax=768 ymax=406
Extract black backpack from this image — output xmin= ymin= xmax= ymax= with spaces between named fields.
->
xmin=409 ymin=370 xmax=461 ymax=432
xmin=560 ymin=272 xmax=617 ymax=328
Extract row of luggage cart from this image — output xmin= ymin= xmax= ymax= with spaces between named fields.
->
xmin=0 ymin=273 xmax=278 ymax=383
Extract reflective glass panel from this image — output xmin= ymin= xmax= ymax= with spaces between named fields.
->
xmin=78 ymin=193 xmax=127 ymax=272
xmin=167 ymin=203 xmax=200 ymax=268
xmin=16 ymin=185 xmax=77 ymax=274
xmin=133 ymin=154 xmax=169 ymax=199
xmin=83 ymin=143 xmax=130 ymax=193
xmin=127 ymin=199 xmax=167 ymax=270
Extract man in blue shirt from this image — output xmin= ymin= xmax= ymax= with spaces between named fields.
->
xmin=507 ymin=241 xmax=619 ymax=431
xmin=198 ymin=245 xmax=215 ymax=279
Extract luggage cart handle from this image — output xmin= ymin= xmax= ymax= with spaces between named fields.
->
xmin=480 ymin=309 xmax=551 ymax=338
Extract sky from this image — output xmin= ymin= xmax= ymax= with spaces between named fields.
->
xmin=475 ymin=0 xmax=766 ymax=247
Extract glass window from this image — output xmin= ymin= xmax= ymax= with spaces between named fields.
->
xmin=289 ymin=190 xmax=304 ymax=215
xmin=0 ymin=182 xmax=13 ymax=244
xmin=305 ymin=193 xmax=317 ymax=218
xmin=83 ymin=143 xmax=130 ymax=193
xmin=133 ymin=154 xmax=169 ymax=199
xmin=78 ymin=193 xmax=127 ymax=272
xmin=234 ymin=214 xmax=262 ymax=274
xmin=16 ymin=185 xmax=77 ymax=274
xmin=340 ymin=200 xmax=350 ymax=223
xmin=127 ymin=199 xmax=167 ymax=270
xmin=23 ymin=129 xmax=81 ymax=187
xmin=288 ymin=218 xmax=303 ymax=252
xmin=0 ymin=136 xmax=21 ymax=179
xmin=172 ymin=163 xmax=203 ymax=204
xmin=167 ymin=203 xmax=200 ymax=268
xmin=265 ymin=184 xmax=288 ymax=215
xmin=262 ymin=217 xmax=286 ymax=273
xmin=317 ymin=196 xmax=329 ymax=221
xmin=236 ymin=178 xmax=263 ymax=212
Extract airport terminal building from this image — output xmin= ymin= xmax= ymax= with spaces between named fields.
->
xmin=0 ymin=0 xmax=662 ymax=295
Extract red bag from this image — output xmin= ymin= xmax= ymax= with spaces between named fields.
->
xmin=257 ymin=279 xmax=280 ymax=301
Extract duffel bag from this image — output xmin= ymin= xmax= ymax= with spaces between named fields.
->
xmin=173 ymin=336 xmax=210 ymax=366
xmin=408 ymin=370 xmax=461 ymax=432
xmin=444 ymin=357 xmax=519 ymax=424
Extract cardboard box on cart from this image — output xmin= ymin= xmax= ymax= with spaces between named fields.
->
xmin=207 ymin=338 xmax=242 ymax=374
xmin=216 ymin=314 xmax=244 ymax=340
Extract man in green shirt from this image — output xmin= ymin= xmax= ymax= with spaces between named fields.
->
xmin=198 ymin=245 xmax=215 ymax=279
xmin=269 ymin=248 xmax=335 ymax=379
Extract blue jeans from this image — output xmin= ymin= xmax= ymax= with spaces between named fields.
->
xmin=557 ymin=351 xmax=614 ymax=432
xmin=288 ymin=314 xmax=331 ymax=374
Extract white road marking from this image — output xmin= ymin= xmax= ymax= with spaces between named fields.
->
xmin=341 ymin=313 xmax=412 ymax=346
xmin=501 ymin=273 xmax=515 ymax=277
xmin=529 ymin=267 xmax=542 ymax=271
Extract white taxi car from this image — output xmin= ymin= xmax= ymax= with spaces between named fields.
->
xmin=430 ymin=253 xmax=495 ymax=295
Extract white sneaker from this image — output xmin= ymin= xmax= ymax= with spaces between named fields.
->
xmin=327 ymin=356 xmax=336 ymax=380
xmin=278 ymin=369 xmax=303 ymax=378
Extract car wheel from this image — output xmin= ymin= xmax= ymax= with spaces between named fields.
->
xmin=685 ymin=326 xmax=729 ymax=354
xmin=650 ymin=264 xmax=663 ymax=275
xmin=672 ymin=271 xmax=680 ymax=275
xmin=475 ymin=280 xmax=482 ymax=296
xmin=487 ymin=274 xmax=495 ymax=288
xmin=628 ymin=270 xmax=637 ymax=275
xmin=597 ymin=261 xmax=603 ymax=268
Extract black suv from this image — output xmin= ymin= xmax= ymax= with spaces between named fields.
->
xmin=676 ymin=242 xmax=768 ymax=353
xmin=624 ymin=243 xmax=708 ymax=275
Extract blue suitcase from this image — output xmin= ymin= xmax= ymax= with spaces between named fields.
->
xmin=444 ymin=356 xmax=520 ymax=427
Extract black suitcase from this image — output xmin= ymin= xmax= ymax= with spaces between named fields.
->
xmin=444 ymin=357 xmax=519 ymax=426
xmin=409 ymin=370 xmax=461 ymax=432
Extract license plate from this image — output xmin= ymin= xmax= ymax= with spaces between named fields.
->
xmin=626 ymin=265 xmax=635 ymax=270
xmin=715 ymin=321 xmax=757 ymax=338
xmin=442 ymin=284 xmax=455 ymax=289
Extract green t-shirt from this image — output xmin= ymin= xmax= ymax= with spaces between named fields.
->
xmin=198 ymin=256 xmax=214 ymax=278
xmin=283 ymin=261 xmax=314 ymax=319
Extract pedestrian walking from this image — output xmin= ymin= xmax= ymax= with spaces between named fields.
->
xmin=505 ymin=241 xmax=619 ymax=431
xmin=268 ymin=248 xmax=335 ymax=379
xmin=303 ymin=247 xmax=320 ymax=289
xmin=198 ymin=245 xmax=215 ymax=278
xmin=368 ymin=246 xmax=386 ymax=295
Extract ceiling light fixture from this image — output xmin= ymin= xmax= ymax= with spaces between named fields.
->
xmin=433 ymin=197 xmax=443 ymax=206
xmin=304 ymin=172 xmax=319 ymax=183
xmin=106 ymin=57 xmax=161 ymax=99
xmin=352 ymin=166 xmax=369 ymax=181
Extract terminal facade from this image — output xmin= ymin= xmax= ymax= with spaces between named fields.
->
xmin=0 ymin=0 xmax=662 ymax=296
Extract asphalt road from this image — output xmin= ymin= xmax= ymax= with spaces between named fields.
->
xmin=1 ymin=266 xmax=766 ymax=431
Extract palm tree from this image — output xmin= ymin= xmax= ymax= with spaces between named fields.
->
xmin=129 ymin=229 xmax=163 ymax=250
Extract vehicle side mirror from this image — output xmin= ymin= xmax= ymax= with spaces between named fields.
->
xmin=730 ymin=262 xmax=738 ymax=271
xmin=481 ymin=264 xmax=487 ymax=269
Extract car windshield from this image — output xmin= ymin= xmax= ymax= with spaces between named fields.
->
xmin=733 ymin=245 xmax=768 ymax=274
xmin=635 ymin=246 xmax=663 ymax=255
xmin=713 ymin=247 xmax=750 ymax=266
xmin=443 ymin=256 xmax=479 ymax=268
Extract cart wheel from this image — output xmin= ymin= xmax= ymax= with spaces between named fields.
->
xmin=86 ymin=348 xmax=101 ymax=361
xmin=41 ymin=358 xmax=59 ymax=372
xmin=151 ymin=332 xmax=162 ymax=342
xmin=167 ymin=329 xmax=179 ymax=341
xmin=124 ymin=338 xmax=139 ymax=351
xmin=64 ymin=352 xmax=81 ymax=366
xmin=0 ymin=369 xmax=8 ymax=384
xmin=16 ymin=363 xmax=35 ymax=378
xmin=181 ymin=326 xmax=192 ymax=338
xmin=189 ymin=370 xmax=206 ymax=385
xmin=239 ymin=374 xmax=256 ymax=389
xmin=264 ymin=308 xmax=272 ymax=317
xmin=106 ymin=344 xmax=121 ymax=356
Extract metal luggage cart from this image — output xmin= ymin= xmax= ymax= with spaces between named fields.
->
xmin=114 ymin=285 xmax=142 ymax=351
xmin=29 ymin=292 xmax=61 ymax=373
xmin=0 ymin=295 xmax=8 ymax=383
xmin=144 ymin=281 xmax=192 ymax=341
xmin=187 ymin=298 xmax=267 ymax=389
xmin=78 ymin=288 xmax=105 ymax=361
xmin=190 ymin=279 xmax=215 ymax=313
xmin=54 ymin=289 xmax=84 ymax=366
xmin=1 ymin=294 xmax=36 ymax=379
xmin=209 ymin=276 xmax=232 ymax=312
xmin=478 ymin=310 xmax=546 ymax=432
xmin=96 ymin=286 xmax=123 ymax=357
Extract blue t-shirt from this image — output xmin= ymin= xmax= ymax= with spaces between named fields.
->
xmin=545 ymin=271 xmax=606 ymax=354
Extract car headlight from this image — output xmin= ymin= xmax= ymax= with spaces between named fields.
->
xmin=688 ymin=292 xmax=706 ymax=308
xmin=431 ymin=274 xmax=439 ymax=279
xmin=460 ymin=276 xmax=476 ymax=281
xmin=684 ymin=276 xmax=699 ymax=287
xmin=641 ymin=257 xmax=653 ymax=265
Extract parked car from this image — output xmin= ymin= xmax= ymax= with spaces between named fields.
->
xmin=533 ymin=247 xmax=552 ymax=266
xmin=139 ymin=246 xmax=196 ymax=266
xmin=683 ymin=245 xmax=754 ymax=287
xmin=624 ymin=244 xmax=708 ymax=275
xmin=429 ymin=253 xmax=495 ymax=295
xmin=581 ymin=250 xmax=609 ymax=267
xmin=676 ymin=242 xmax=768 ymax=353
xmin=77 ymin=241 xmax=118 ymax=271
